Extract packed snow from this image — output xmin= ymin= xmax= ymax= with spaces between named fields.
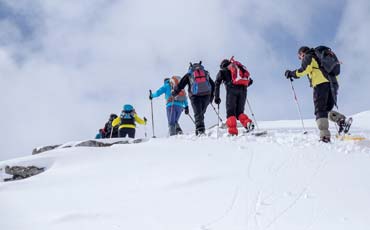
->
xmin=1 ymin=111 xmax=370 ymax=230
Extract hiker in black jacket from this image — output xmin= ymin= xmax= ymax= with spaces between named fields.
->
xmin=172 ymin=62 xmax=215 ymax=136
xmin=214 ymin=59 xmax=254 ymax=135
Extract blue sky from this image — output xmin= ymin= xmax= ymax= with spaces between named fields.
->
xmin=1 ymin=0 xmax=370 ymax=160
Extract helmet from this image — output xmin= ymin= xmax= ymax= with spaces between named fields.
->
xmin=298 ymin=46 xmax=310 ymax=54
xmin=123 ymin=104 xmax=134 ymax=112
xmin=220 ymin=59 xmax=231 ymax=68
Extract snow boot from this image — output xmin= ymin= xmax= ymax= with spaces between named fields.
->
xmin=238 ymin=113 xmax=254 ymax=133
xmin=226 ymin=116 xmax=238 ymax=136
xmin=316 ymin=118 xmax=331 ymax=142
xmin=328 ymin=111 xmax=351 ymax=134
xmin=320 ymin=136 xmax=331 ymax=143
xmin=175 ymin=122 xmax=183 ymax=135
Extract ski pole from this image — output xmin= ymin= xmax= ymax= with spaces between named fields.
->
xmin=144 ymin=117 xmax=148 ymax=138
xmin=149 ymin=90 xmax=156 ymax=138
xmin=289 ymin=79 xmax=307 ymax=134
xmin=210 ymin=103 xmax=223 ymax=123
xmin=217 ymin=104 xmax=220 ymax=138
xmin=109 ymin=127 xmax=113 ymax=138
xmin=187 ymin=113 xmax=196 ymax=125
xmin=246 ymin=97 xmax=259 ymax=130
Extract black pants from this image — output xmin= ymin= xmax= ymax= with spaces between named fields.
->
xmin=190 ymin=95 xmax=211 ymax=134
xmin=226 ymin=87 xmax=247 ymax=118
xmin=313 ymin=82 xmax=338 ymax=119
xmin=119 ymin=128 xmax=136 ymax=138
xmin=105 ymin=127 xmax=119 ymax=138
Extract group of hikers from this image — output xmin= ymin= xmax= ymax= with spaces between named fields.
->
xmin=96 ymin=45 xmax=351 ymax=143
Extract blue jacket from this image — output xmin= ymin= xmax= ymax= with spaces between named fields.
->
xmin=151 ymin=80 xmax=188 ymax=108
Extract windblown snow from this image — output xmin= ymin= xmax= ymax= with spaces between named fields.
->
xmin=1 ymin=111 xmax=370 ymax=230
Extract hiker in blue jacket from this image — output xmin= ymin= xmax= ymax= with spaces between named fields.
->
xmin=150 ymin=76 xmax=189 ymax=136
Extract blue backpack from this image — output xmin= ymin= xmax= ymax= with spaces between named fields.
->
xmin=188 ymin=62 xmax=212 ymax=96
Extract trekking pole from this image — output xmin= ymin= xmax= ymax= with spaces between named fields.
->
xmin=246 ymin=97 xmax=260 ymax=130
xmin=187 ymin=114 xmax=196 ymax=125
xmin=144 ymin=118 xmax=148 ymax=138
xmin=149 ymin=90 xmax=156 ymax=138
xmin=210 ymin=103 xmax=223 ymax=123
xmin=109 ymin=127 xmax=113 ymax=138
xmin=289 ymin=79 xmax=307 ymax=134
xmin=217 ymin=104 xmax=220 ymax=138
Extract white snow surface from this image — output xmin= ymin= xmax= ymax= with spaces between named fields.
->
xmin=1 ymin=112 xmax=370 ymax=230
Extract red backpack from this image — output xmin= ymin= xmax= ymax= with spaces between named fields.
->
xmin=227 ymin=56 xmax=250 ymax=86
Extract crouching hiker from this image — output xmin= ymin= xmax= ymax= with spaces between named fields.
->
xmin=112 ymin=104 xmax=147 ymax=138
xmin=150 ymin=76 xmax=189 ymax=136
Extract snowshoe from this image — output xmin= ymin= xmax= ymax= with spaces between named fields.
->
xmin=244 ymin=121 xmax=255 ymax=133
xmin=251 ymin=130 xmax=268 ymax=136
xmin=338 ymin=117 xmax=352 ymax=135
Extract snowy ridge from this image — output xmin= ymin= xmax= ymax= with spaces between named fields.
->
xmin=1 ymin=111 xmax=370 ymax=230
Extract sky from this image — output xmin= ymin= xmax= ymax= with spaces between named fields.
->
xmin=1 ymin=0 xmax=370 ymax=160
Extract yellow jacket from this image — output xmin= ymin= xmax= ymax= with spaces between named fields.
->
xmin=112 ymin=113 xmax=146 ymax=129
xmin=294 ymin=52 xmax=338 ymax=87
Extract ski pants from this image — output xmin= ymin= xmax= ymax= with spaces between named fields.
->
xmin=119 ymin=128 xmax=136 ymax=138
xmin=190 ymin=95 xmax=211 ymax=134
xmin=313 ymin=82 xmax=338 ymax=120
xmin=166 ymin=105 xmax=183 ymax=135
xmin=226 ymin=87 xmax=247 ymax=118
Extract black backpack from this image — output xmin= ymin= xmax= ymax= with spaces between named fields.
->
xmin=314 ymin=46 xmax=341 ymax=77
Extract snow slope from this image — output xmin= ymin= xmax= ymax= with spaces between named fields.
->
xmin=1 ymin=112 xmax=370 ymax=230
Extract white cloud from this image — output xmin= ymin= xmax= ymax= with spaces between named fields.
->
xmin=335 ymin=0 xmax=370 ymax=114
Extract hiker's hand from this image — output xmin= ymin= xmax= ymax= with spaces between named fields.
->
xmin=214 ymin=97 xmax=221 ymax=105
xmin=248 ymin=78 xmax=253 ymax=87
xmin=143 ymin=117 xmax=147 ymax=124
xmin=149 ymin=92 xmax=153 ymax=100
xmin=285 ymin=70 xmax=297 ymax=79
xmin=184 ymin=106 xmax=189 ymax=115
xmin=171 ymin=90 xmax=177 ymax=97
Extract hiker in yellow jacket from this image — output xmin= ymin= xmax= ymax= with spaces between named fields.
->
xmin=112 ymin=104 xmax=147 ymax=138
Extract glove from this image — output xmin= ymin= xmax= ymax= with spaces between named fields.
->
xmin=143 ymin=117 xmax=147 ymax=124
xmin=149 ymin=92 xmax=153 ymax=100
xmin=285 ymin=70 xmax=297 ymax=79
xmin=248 ymin=78 xmax=253 ymax=87
xmin=184 ymin=106 xmax=189 ymax=115
xmin=214 ymin=97 xmax=221 ymax=105
xmin=171 ymin=90 xmax=177 ymax=97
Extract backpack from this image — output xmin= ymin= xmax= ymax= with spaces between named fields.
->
xmin=314 ymin=46 xmax=341 ymax=77
xmin=227 ymin=56 xmax=250 ymax=86
xmin=120 ymin=106 xmax=135 ymax=126
xmin=168 ymin=76 xmax=187 ymax=102
xmin=188 ymin=62 xmax=212 ymax=96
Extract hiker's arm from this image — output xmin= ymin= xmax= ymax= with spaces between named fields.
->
xmin=134 ymin=114 xmax=146 ymax=125
xmin=112 ymin=117 xmax=121 ymax=127
xmin=151 ymin=84 xmax=167 ymax=98
xmin=295 ymin=55 xmax=313 ymax=78
xmin=173 ymin=74 xmax=189 ymax=96
xmin=214 ymin=71 xmax=223 ymax=99
xmin=209 ymin=74 xmax=216 ymax=99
